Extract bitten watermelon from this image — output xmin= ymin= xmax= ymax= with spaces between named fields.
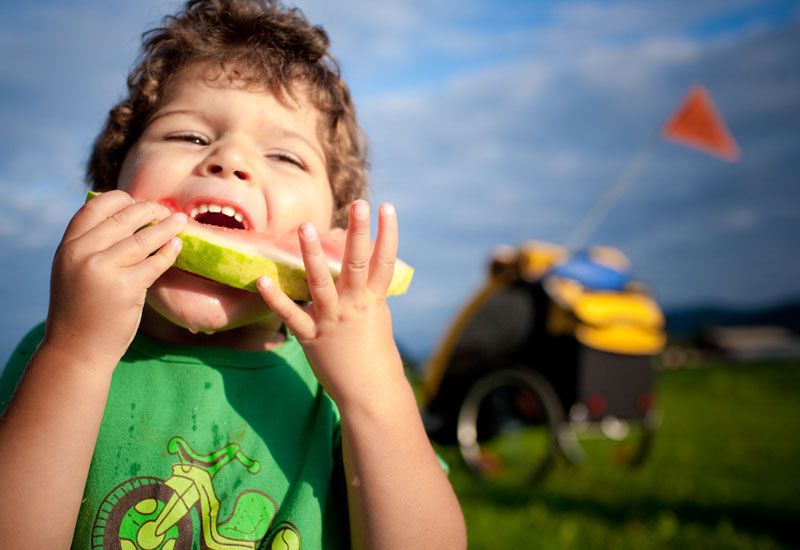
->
xmin=86 ymin=192 xmax=414 ymax=300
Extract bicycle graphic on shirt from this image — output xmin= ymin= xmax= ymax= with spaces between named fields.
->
xmin=92 ymin=435 xmax=300 ymax=549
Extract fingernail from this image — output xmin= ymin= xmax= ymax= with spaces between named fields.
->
xmin=354 ymin=200 xmax=369 ymax=220
xmin=170 ymin=237 xmax=182 ymax=250
xmin=300 ymin=222 xmax=317 ymax=240
xmin=381 ymin=203 xmax=396 ymax=217
xmin=257 ymin=275 xmax=273 ymax=289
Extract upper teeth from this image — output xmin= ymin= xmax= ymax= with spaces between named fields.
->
xmin=190 ymin=203 xmax=245 ymax=224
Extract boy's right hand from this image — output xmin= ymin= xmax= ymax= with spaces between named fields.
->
xmin=43 ymin=190 xmax=187 ymax=368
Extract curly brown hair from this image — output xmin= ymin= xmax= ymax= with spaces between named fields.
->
xmin=86 ymin=0 xmax=367 ymax=227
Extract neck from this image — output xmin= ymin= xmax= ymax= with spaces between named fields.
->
xmin=139 ymin=306 xmax=287 ymax=351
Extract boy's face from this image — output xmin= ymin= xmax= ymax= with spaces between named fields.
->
xmin=117 ymin=65 xmax=334 ymax=334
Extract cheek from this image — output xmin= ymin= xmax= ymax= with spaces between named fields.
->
xmin=119 ymin=155 xmax=180 ymax=200
xmin=117 ymin=147 xmax=145 ymax=192
xmin=300 ymin=184 xmax=335 ymax=229
xmin=318 ymin=188 xmax=335 ymax=228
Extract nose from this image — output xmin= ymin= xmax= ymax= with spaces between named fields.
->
xmin=200 ymin=141 xmax=253 ymax=183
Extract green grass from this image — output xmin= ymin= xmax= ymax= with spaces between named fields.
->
xmin=430 ymin=359 xmax=800 ymax=549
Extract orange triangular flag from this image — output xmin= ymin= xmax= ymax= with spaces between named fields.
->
xmin=662 ymin=84 xmax=740 ymax=162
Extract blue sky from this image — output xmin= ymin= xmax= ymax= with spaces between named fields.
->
xmin=1 ymin=0 xmax=799 ymax=362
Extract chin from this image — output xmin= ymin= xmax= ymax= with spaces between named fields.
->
xmin=146 ymin=267 xmax=272 ymax=334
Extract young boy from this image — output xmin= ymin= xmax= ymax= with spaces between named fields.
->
xmin=0 ymin=0 xmax=466 ymax=548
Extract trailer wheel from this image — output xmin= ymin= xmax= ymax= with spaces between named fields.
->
xmin=563 ymin=406 xmax=658 ymax=469
xmin=457 ymin=368 xmax=563 ymax=484
xmin=610 ymin=410 xmax=657 ymax=468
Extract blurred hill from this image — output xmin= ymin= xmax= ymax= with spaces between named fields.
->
xmin=664 ymin=299 xmax=800 ymax=341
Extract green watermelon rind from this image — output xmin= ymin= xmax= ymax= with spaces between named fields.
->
xmin=176 ymin=232 xmax=414 ymax=300
xmin=174 ymin=231 xmax=312 ymax=298
xmin=86 ymin=191 xmax=414 ymax=300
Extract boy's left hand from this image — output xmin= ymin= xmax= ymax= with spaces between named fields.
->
xmin=257 ymin=200 xmax=405 ymax=409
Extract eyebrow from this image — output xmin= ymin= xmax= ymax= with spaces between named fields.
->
xmin=148 ymin=109 xmax=326 ymax=164
xmin=148 ymin=108 xmax=204 ymax=126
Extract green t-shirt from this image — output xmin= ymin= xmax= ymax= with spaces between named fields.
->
xmin=0 ymin=323 xmax=349 ymax=549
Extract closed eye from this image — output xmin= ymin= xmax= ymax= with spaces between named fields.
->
xmin=166 ymin=133 xmax=208 ymax=146
xmin=267 ymin=150 xmax=306 ymax=170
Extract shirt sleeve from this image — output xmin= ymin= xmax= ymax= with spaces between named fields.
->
xmin=0 ymin=322 xmax=46 ymax=414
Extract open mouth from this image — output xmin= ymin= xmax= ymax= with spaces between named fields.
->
xmin=188 ymin=202 xmax=251 ymax=231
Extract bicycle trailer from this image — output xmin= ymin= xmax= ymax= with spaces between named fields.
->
xmin=421 ymin=242 xmax=666 ymax=482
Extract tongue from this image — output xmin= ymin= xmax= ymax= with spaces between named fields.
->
xmin=195 ymin=212 xmax=245 ymax=230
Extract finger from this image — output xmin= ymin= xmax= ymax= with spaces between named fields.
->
xmin=298 ymin=222 xmax=339 ymax=313
xmin=104 ymin=212 xmax=188 ymax=266
xmin=256 ymin=276 xmax=316 ymax=339
xmin=63 ymin=189 xmax=135 ymax=243
xmin=368 ymin=203 xmax=398 ymax=294
xmin=128 ymin=235 xmax=184 ymax=286
xmin=84 ymin=200 xmax=173 ymax=251
xmin=337 ymin=200 xmax=371 ymax=293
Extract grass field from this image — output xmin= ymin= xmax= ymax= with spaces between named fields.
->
xmin=427 ymin=359 xmax=800 ymax=549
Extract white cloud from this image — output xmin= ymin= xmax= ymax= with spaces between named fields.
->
xmin=354 ymin=3 xmax=800 ymax=358
xmin=1 ymin=0 xmax=798 ymax=360
xmin=716 ymin=208 xmax=758 ymax=231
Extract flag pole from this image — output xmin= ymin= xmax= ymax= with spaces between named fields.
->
xmin=565 ymin=85 xmax=738 ymax=251
xmin=565 ymin=131 xmax=661 ymax=250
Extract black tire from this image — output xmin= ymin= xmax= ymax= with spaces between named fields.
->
xmin=92 ymin=476 xmax=193 ymax=549
xmin=620 ymin=411 xmax=657 ymax=468
xmin=457 ymin=367 xmax=564 ymax=485
xmin=561 ymin=409 xmax=657 ymax=469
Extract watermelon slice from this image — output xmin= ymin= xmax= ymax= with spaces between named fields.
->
xmin=86 ymin=192 xmax=414 ymax=300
